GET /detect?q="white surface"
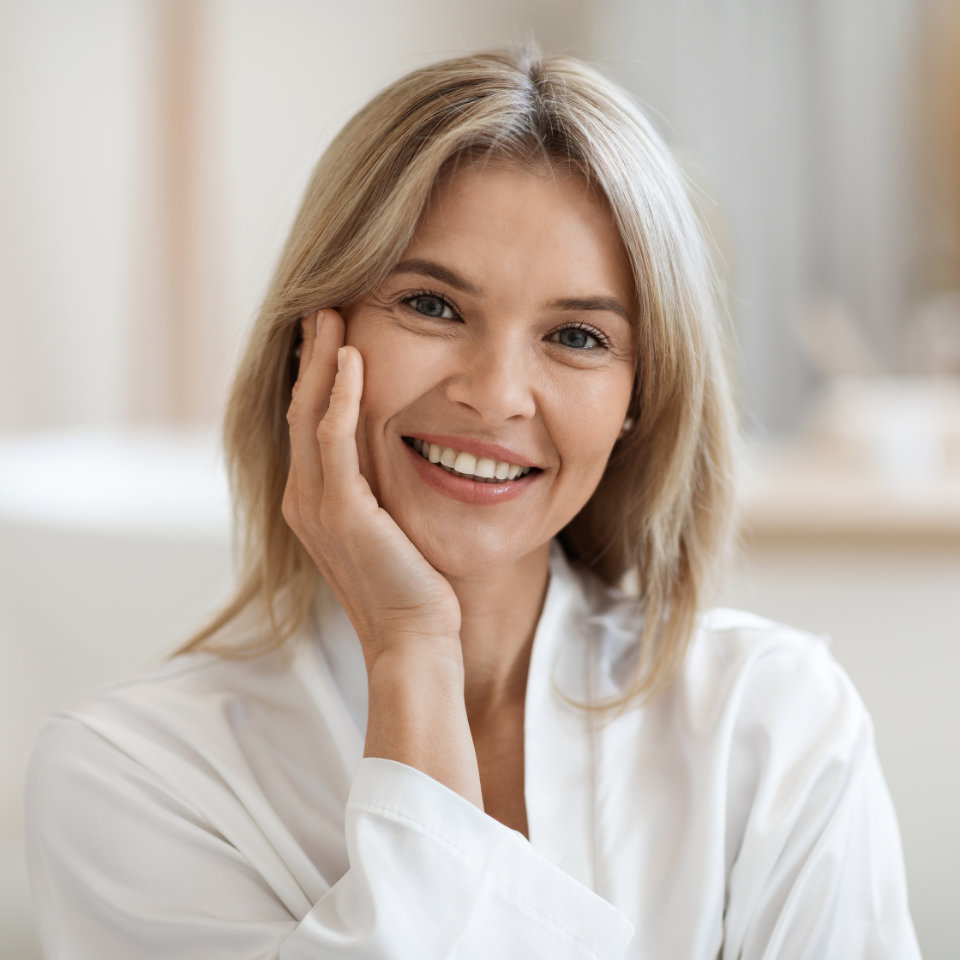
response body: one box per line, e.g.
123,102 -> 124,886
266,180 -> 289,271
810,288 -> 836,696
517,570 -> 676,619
0,427 -> 232,536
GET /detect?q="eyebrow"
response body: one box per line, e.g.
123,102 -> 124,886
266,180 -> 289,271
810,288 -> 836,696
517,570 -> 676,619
547,296 -> 632,325
392,259 -> 479,295
391,258 -> 633,325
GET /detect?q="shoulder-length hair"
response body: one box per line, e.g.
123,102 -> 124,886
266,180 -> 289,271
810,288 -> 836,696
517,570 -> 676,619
180,45 -> 739,705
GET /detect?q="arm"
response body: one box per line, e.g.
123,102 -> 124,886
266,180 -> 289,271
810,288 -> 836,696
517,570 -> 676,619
282,309 -> 482,807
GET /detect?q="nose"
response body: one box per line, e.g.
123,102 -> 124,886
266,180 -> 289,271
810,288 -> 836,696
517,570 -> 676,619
443,339 -> 537,424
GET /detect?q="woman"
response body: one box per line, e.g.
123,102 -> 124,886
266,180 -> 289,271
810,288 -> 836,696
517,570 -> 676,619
25,47 -> 920,958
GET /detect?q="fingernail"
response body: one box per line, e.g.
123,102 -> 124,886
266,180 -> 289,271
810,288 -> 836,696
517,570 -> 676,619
337,347 -> 345,372
316,310 -> 325,336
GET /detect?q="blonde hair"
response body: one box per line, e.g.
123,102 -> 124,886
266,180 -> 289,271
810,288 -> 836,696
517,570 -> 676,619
180,46 -> 739,704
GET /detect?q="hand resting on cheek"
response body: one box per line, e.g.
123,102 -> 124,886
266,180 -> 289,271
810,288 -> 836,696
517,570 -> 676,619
282,308 -> 483,807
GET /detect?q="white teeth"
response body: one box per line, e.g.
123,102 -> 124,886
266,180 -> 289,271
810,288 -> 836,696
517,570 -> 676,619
453,451 -> 477,475
408,438 -> 533,483
474,457 -> 496,479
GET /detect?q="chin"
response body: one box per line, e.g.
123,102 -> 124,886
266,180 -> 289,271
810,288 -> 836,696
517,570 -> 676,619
415,535 -> 501,581
410,525 -> 544,583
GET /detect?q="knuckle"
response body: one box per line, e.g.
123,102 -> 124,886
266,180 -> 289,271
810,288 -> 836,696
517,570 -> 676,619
280,487 -> 298,526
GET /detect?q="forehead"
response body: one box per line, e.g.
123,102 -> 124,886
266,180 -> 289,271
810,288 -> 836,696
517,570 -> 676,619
420,158 -> 609,235
406,161 -> 636,314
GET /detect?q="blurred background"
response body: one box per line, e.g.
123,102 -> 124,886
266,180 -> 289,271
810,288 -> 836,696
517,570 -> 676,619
1,1 -> 958,956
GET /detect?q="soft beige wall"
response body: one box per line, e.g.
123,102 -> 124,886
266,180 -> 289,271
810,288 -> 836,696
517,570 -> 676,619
0,0 -> 589,433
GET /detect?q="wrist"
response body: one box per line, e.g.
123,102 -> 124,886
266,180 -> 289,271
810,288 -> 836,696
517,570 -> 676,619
363,637 -> 481,807
365,636 -> 465,694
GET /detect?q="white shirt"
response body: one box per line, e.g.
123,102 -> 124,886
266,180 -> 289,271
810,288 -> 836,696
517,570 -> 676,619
24,544 -> 920,959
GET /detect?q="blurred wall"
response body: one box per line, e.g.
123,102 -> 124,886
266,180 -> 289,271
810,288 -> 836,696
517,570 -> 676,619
0,0 -> 589,432
2,1 -> 943,437
2,2 -> 956,959
584,0 -> 919,431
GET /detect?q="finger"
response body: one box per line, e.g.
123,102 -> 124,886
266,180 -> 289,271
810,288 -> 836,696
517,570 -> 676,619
288,309 -> 346,485
293,309 -> 341,405
304,309 -> 345,418
316,345 -> 364,502
289,309 -> 344,423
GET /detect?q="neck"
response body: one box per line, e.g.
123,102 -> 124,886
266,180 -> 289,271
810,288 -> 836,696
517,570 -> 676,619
446,542 -> 551,724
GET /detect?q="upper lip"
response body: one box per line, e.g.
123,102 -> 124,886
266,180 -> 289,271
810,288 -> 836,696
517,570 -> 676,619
406,433 -> 541,469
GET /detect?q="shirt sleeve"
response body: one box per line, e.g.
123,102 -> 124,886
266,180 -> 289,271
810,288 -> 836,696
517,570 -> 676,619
284,758 -> 632,959
25,716 -> 633,960
720,637 -> 921,960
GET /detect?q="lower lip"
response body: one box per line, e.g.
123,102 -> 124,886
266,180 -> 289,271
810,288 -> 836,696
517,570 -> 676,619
404,442 -> 540,505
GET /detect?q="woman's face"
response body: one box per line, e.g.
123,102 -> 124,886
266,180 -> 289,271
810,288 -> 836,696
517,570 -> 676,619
342,162 -> 637,580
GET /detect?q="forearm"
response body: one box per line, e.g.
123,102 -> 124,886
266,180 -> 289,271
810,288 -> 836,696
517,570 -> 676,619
363,642 -> 483,809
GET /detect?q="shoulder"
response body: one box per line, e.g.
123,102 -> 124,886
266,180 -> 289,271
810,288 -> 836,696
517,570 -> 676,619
52,603 -> 306,731
676,617 -> 918,956
23,642 -> 293,833
681,608 -> 867,745
576,577 -> 872,776
562,556 -> 862,742
24,605 -> 319,809
669,611 -> 881,879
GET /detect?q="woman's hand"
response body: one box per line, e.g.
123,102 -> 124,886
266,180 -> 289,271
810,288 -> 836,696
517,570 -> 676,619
282,308 -> 462,668
283,309 -> 482,807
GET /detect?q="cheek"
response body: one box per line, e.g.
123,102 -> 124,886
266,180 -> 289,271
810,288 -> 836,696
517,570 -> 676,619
554,375 -> 634,510
348,323 -> 408,418
353,324 -> 455,420
565,373 -> 634,454
351,333 -> 447,476
352,368 -> 398,490
356,340 -> 434,425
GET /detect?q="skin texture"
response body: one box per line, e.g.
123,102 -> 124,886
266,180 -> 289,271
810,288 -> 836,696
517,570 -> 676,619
282,163 -> 637,833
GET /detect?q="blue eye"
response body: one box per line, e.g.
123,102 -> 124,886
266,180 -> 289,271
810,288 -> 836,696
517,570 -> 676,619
406,294 -> 457,320
550,324 -> 608,350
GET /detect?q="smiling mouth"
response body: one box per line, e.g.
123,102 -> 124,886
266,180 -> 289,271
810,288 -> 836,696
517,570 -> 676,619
404,437 -> 538,483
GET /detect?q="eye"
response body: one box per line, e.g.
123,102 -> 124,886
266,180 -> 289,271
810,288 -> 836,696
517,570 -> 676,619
404,292 -> 458,321
548,323 -> 610,350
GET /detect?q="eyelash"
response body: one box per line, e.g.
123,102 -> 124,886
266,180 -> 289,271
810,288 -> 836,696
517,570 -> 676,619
549,320 -> 612,351
401,289 -> 460,321
399,289 -> 612,350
